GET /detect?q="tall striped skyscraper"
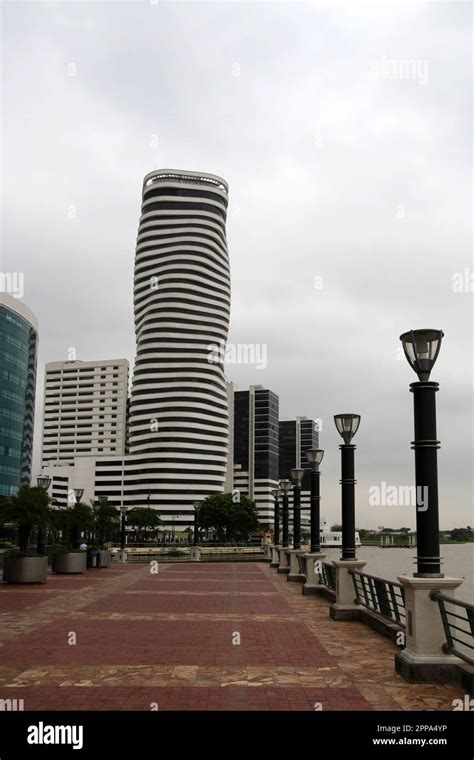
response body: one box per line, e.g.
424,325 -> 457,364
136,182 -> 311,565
127,169 -> 231,525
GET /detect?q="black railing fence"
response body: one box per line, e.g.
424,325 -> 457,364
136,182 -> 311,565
112,546 -> 266,563
319,561 -> 336,591
430,589 -> 474,665
350,570 -> 406,627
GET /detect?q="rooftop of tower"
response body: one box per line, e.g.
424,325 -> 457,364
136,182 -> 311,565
143,168 -> 228,195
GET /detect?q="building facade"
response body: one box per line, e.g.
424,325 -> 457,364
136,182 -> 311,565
40,359 -> 129,468
228,384 -> 280,525
0,293 -> 38,496
126,168 -> 231,526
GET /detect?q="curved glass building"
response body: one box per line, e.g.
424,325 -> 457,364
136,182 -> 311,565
0,293 -> 38,496
127,169 -> 231,523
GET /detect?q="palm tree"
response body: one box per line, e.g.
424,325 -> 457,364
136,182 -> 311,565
92,498 -> 119,546
0,485 -> 50,554
62,502 -> 95,549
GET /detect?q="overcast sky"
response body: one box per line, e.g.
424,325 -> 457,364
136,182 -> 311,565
2,1 -> 472,530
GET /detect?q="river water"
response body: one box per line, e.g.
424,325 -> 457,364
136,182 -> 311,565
321,543 -> 474,602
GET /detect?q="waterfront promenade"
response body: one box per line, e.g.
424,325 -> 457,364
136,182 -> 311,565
0,562 -> 463,711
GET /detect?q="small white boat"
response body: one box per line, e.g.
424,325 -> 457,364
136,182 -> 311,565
319,518 -> 361,548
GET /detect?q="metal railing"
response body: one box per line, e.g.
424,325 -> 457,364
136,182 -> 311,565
350,570 -> 406,627
297,554 -> 307,576
112,546 -> 266,563
200,547 -> 266,562
319,561 -> 336,591
430,589 -> 474,665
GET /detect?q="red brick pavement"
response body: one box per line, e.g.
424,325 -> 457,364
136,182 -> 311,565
0,562 -> 464,711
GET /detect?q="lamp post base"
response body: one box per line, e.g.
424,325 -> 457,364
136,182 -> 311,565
329,559 -> 366,620
287,549 -> 305,582
395,575 -> 463,683
270,545 -> 281,568
277,547 -> 290,574
299,552 -> 327,595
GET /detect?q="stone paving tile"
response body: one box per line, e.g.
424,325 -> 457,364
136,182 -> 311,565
128,580 -> 272,592
0,561 -> 465,711
0,618 -> 335,667
0,591 -> 68,612
82,592 -> 292,615
0,685 -> 371,711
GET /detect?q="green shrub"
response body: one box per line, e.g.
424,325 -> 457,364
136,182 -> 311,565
4,549 -> 46,558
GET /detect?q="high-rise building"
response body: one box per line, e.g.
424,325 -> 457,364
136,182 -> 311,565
40,359 -> 129,468
127,169 -> 231,525
280,416 -> 319,523
0,293 -> 38,496
229,384 -> 280,524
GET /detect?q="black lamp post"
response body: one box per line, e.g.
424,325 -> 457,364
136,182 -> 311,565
334,414 -> 360,561
400,328 -> 444,577
279,480 -> 291,547
193,502 -> 200,546
120,507 -> 128,551
271,488 -> 281,546
71,488 -> 84,549
36,475 -> 51,555
305,449 -> 324,553
290,468 -> 305,550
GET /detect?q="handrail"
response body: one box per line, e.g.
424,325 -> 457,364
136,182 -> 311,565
430,589 -> 474,665
349,569 -> 404,589
350,569 -> 405,627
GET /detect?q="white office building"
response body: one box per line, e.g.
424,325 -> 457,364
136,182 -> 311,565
40,359 -> 129,468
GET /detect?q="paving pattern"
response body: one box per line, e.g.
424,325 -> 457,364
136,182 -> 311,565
0,561 -> 464,711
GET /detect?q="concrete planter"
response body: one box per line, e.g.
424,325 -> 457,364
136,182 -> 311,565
87,549 -> 111,568
52,552 -> 87,574
3,556 -> 48,584
99,550 -> 111,567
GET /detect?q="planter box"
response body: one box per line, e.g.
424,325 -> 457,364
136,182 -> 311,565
3,556 -> 48,584
52,552 -> 87,574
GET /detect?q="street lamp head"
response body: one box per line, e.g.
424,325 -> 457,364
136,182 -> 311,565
279,479 -> 292,495
290,468 -> 305,486
271,488 -> 280,499
73,488 -> 84,503
305,449 -> 324,469
36,475 -> 51,491
334,414 -> 361,445
399,329 -> 444,381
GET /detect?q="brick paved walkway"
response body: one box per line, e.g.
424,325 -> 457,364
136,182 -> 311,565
0,562 -> 463,711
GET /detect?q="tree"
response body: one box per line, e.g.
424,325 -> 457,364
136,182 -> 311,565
92,498 -> 119,546
0,485 -> 50,553
62,502 -> 94,548
330,524 -> 342,532
127,507 -> 161,543
198,493 -> 259,542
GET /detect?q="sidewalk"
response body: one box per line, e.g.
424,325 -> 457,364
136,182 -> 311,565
0,562 -> 463,711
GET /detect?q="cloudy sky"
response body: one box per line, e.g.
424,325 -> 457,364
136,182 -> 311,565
2,0 -> 472,530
